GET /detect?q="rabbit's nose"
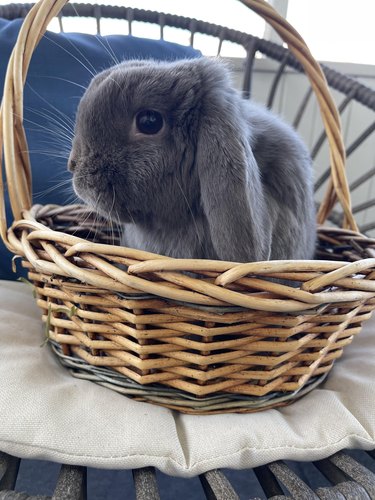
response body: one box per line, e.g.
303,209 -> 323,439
68,159 -> 77,172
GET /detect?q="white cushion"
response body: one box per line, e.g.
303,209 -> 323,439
0,280 -> 374,477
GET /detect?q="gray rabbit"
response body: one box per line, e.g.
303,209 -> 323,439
69,57 -> 316,262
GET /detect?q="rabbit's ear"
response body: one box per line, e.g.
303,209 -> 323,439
196,95 -> 272,263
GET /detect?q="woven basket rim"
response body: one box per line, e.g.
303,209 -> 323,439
10,204 -> 375,312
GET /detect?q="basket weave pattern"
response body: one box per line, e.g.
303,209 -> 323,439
8,204 -> 375,412
1,0 -> 375,414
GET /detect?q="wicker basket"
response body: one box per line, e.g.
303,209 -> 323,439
1,0 -> 375,415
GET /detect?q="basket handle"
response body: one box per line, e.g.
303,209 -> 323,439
0,0 -> 69,249
0,0 -> 358,252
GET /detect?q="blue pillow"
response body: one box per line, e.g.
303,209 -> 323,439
0,19 -> 200,280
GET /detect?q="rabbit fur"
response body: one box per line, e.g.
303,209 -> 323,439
69,57 -> 316,262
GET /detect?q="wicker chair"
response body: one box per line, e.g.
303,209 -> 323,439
0,3 -> 375,499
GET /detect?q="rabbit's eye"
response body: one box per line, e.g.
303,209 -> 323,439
135,110 -> 164,135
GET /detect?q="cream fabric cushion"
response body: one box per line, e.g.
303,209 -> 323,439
0,280 -> 374,477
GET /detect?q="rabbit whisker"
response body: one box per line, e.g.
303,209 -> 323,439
33,178 -> 73,197
95,35 -> 120,66
25,107 -> 74,138
35,75 -> 88,91
25,151 -> 70,160
114,209 -> 124,242
19,115 -> 73,144
26,116 -> 73,144
43,34 -> 97,79
175,178 -> 203,248
25,85 -> 76,129
106,184 -> 118,245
